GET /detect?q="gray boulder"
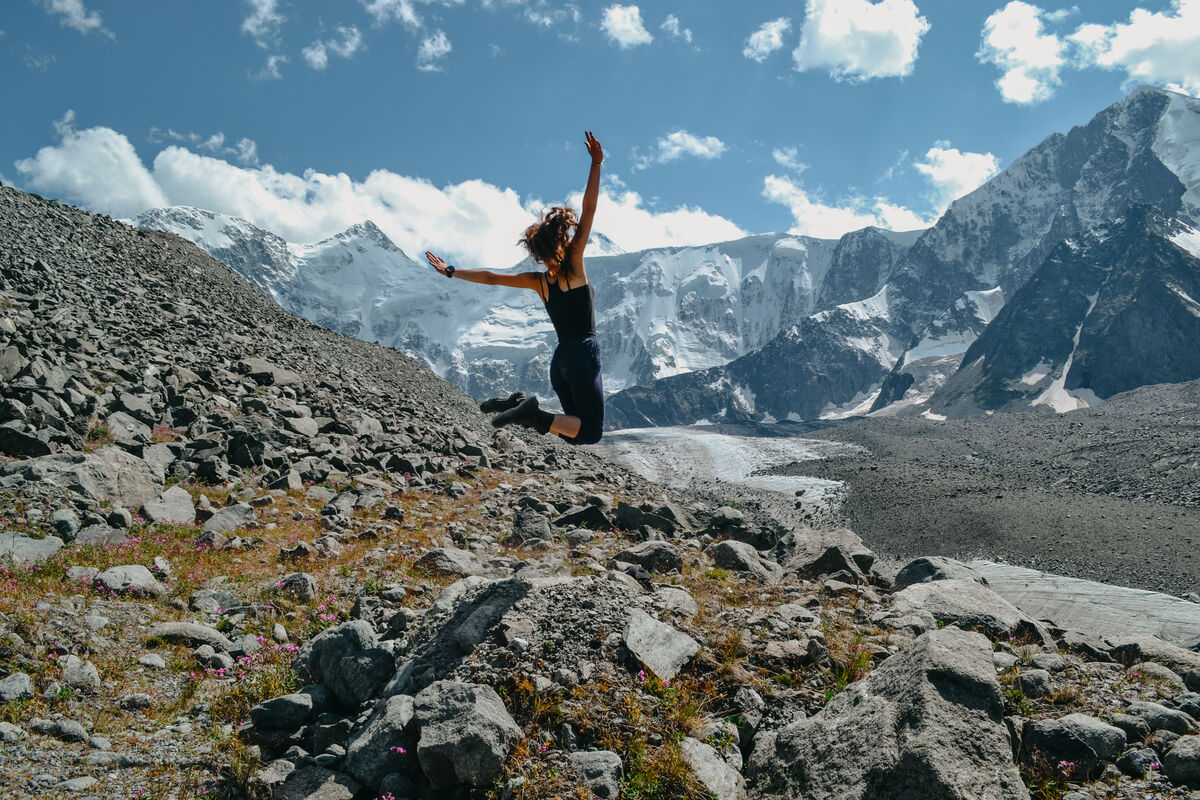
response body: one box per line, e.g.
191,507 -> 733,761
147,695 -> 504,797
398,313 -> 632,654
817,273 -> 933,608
782,527 -> 874,581
1017,669 -> 1053,699
0,673 -> 34,702
202,502 -> 257,534
292,620 -> 394,707
1163,735 -> 1200,787
95,565 -> 165,598
623,609 -> 700,682
1,448 -> 161,508
890,579 -> 1051,644
0,531 -> 63,565
570,750 -> 623,799
273,765 -> 361,800
142,486 -> 196,525
893,556 -> 989,591
710,540 -> 782,583
61,655 -> 100,689
344,694 -> 416,787
248,693 -> 313,731
413,681 -> 523,788
614,541 -> 684,574
747,627 -> 1028,800
147,622 -> 236,651
1123,701 -> 1198,735
509,508 -> 552,545
1021,713 -> 1126,778
681,737 -> 746,800
1109,636 -> 1200,674
414,547 -> 484,577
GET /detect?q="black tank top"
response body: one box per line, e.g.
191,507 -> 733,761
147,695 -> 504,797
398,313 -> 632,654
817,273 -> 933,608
543,272 -> 596,342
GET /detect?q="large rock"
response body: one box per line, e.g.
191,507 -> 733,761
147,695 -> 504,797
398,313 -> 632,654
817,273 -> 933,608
570,750 -> 623,799
681,737 -> 746,800
1108,636 -> 1200,675
414,547 -> 483,578
0,531 -> 63,565
413,681 -> 522,788
509,508 -> 552,545
344,694 -> 416,787
1122,701 -> 1198,735
248,693 -> 313,731
148,622 -> 236,652
782,527 -> 874,581
202,502 -> 257,533
95,565 -> 166,598
623,609 -> 699,682
1021,713 -> 1126,778
273,765 -> 361,800
890,579 -> 1051,644
747,627 -> 1028,800
1,447 -> 161,509
292,620 -> 394,707
615,541 -> 684,574
0,673 -> 34,702
142,486 -> 196,525
893,556 -> 989,591
710,540 -> 783,583
1163,735 -> 1200,787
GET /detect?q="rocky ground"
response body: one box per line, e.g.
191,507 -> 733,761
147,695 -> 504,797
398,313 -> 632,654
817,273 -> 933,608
754,389 -> 1200,598
1,185 -> 1199,800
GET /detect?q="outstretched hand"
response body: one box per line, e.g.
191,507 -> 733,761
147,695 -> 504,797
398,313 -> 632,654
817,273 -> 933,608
425,250 -> 450,276
585,131 -> 602,165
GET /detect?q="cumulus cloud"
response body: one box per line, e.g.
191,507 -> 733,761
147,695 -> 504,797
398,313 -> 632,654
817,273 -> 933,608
11,116 -> 745,267
242,0 -> 284,47
416,30 -> 452,71
303,26 -> 365,70
763,140 -> 1000,237
744,18 -> 791,62
913,143 -> 1000,209
793,0 -> 929,81
660,14 -> 692,43
361,0 -> 422,30
15,112 -> 167,219
763,175 -> 930,237
633,130 -> 727,170
40,0 -> 113,38
772,146 -> 808,173
977,1 -> 1068,104
1069,0 -> 1200,96
601,5 -> 653,49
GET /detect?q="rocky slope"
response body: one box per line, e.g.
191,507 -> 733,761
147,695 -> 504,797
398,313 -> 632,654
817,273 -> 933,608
607,87 -> 1200,427
2,187 -> 1200,800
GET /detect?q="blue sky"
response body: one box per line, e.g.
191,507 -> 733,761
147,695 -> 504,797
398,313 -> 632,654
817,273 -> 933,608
3,0 -> 1199,268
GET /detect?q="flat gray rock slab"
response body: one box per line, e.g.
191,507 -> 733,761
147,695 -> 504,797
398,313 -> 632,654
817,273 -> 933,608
273,765 -> 361,800
95,565 -> 165,598
142,486 -> 196,525
623,608 -> 699,682
747,627 -> 1028,800
0,531 -> 63,565
891,578 -> 1050,644
968,561 -> 1200,650
414,547 -> 484,577
147,622 -> 235,652
202,502 -> 257,533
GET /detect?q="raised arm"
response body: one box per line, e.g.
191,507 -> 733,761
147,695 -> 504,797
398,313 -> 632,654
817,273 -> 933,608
425,251 -> 542,292
568,131 -> 603,259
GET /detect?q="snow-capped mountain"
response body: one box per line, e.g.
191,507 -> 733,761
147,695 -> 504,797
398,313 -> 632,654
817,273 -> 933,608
606,87 -> 1200,427
135,209 -> 918,404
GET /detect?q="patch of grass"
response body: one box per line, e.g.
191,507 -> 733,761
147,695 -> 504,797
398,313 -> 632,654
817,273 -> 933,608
620,735 -> 709,800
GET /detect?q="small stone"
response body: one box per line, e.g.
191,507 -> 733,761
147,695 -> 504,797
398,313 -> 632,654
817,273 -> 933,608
1017,669 -> 1053,699
0,672 -> 34,701
570,750 -> 623,799
62,655 -> 101,689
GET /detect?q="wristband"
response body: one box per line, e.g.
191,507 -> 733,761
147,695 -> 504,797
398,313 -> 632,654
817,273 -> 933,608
446,265 -> 456,278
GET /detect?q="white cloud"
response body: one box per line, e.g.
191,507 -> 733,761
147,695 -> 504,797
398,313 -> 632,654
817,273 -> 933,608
304,26 -> 364,70
1069,0 -> 1200,97
601,5 -> 653,49
24,47 -> 57,71
13,117 -> 747,267
634,130 -> 727,170
793,0 -> 929,81
772,146 -> 808,173
361,0 -> 422,31
763,174 -> 931,237
913,143 -> 1000,210
744,18 -> 791,62
15,112 -> 168,219
148,128 -> 261,166
242,0 -> 284,47
660,14 -> 692,43
40,0 -> 113,38
416,30 -> 452,71
977,1 -> 1067,104
258,53 -> 288,80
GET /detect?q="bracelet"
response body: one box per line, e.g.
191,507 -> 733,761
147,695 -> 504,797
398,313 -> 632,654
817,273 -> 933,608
445,265 -> 456,278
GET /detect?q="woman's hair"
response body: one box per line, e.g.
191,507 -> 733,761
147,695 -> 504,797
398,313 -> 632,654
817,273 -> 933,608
519,206 -> 577,281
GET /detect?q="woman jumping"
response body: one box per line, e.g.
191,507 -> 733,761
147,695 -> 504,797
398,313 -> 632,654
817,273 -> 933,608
424,130 -> 605,445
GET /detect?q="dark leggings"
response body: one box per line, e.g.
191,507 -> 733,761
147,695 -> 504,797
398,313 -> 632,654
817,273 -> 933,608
549,335 -> 604,445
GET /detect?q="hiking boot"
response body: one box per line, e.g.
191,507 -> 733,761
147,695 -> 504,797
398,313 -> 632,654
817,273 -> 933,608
491,396 -> 553,434
480,391 -> 527,413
